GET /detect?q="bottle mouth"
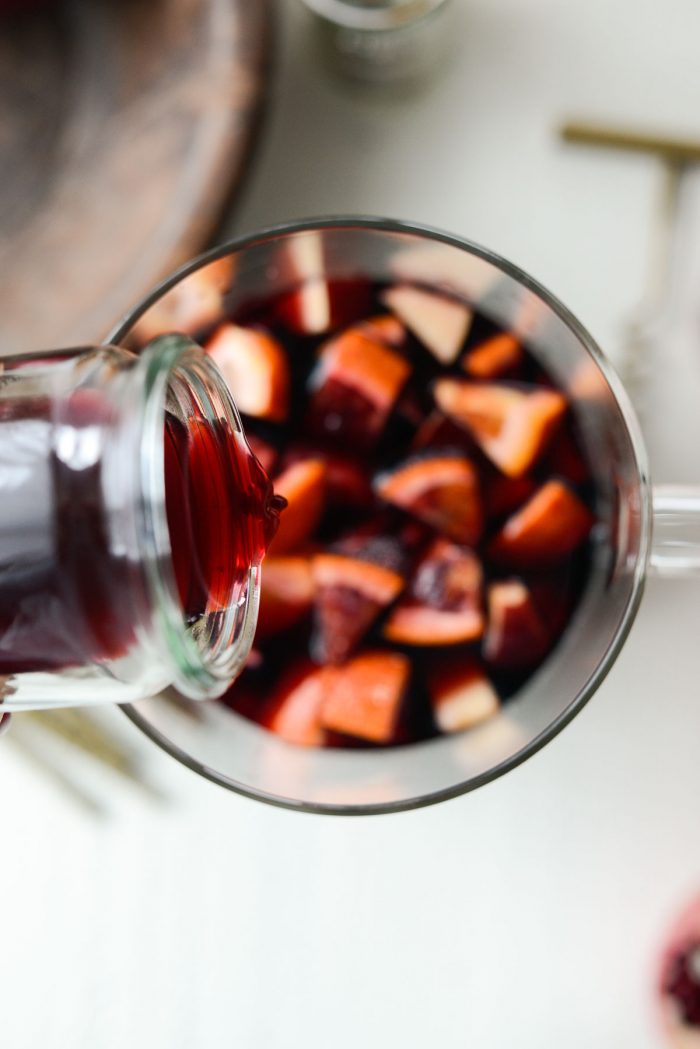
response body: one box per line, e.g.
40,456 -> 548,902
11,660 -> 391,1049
135,335 -> 262,701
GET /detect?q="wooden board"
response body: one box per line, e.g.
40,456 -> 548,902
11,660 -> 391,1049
0,0 -> 272,356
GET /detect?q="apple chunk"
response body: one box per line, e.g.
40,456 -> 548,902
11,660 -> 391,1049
206,323 -> 290,423
428,661 -> 500,733
381,285 -> 473,365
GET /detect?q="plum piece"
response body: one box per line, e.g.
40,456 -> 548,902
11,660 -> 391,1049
265,661 -> 331,747
374,452 -> 482,546
381,285 -> 473,364
462,333 -> 524,379
384,538 -> 484,646
434,379 -> 567,477
320,650 -> 410,744
306,328 -> 411,450
257,557 -> 314,639
489,480 -> 594,567
130,256 -> 234,344
311,554 -> 405,665
659,894 -> 700,1046
483,580 -> 550,669
268,459 -> 327,556
206,323 -> 290,423
427,660 -> 500,733
275,278 -> 373,335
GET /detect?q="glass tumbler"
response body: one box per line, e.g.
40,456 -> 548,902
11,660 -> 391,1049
109,218 -> 700,814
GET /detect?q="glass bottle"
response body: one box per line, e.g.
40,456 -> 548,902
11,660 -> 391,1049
0,335 -> 282,711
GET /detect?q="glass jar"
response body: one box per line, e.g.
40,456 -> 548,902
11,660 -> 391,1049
108,218 -> 700,814
0,335 -> 280,711
300,0 -> 454,85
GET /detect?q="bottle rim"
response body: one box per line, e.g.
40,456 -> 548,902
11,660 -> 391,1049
136,335 -> 260,701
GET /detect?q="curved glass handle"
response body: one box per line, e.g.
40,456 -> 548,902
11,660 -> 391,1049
650,486 -> 700,576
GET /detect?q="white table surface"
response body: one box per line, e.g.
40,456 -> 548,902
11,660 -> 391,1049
3,1 -> 700,1046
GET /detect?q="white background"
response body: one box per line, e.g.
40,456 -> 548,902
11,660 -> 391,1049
3,1 -> 700,1046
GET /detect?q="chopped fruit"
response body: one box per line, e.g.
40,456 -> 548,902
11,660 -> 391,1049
206,323 -> 290,423
381,285 -> 473,364
276,279 -> 373,335
306,329 -> 411,449
659,894 -> 700,1042
257,557 -> 314,639
320,650 -> 410,743
148,270 -> 601,751
247,435 -> 279,476
311,553 -> 404,665
384,539 -> 484,646
489,480 -> 594,567
462,333 -> 523,379
268,460 -> 327,556
281,445 -> 374,510
130,256 -> 234,343
483,580 -> 550,669
375,452 -> 482,545
484,473 -> 537,520
265,662 -> 331,746
332,528 -> 411,576
412,411 -> 476,453
428,660 -> 500,733
356,314 -> 406,348
434,379 -> 567,477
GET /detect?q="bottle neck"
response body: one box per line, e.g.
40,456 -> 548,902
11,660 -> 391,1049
119,334 -> 276,700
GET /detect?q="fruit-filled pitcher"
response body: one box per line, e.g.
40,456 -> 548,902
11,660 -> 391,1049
4,218 -> 700,813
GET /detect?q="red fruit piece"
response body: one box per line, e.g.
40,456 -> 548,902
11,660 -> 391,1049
130,256 -> 233,345
276,278 -> 373,335
311,553 -> 404,665
434,379 -> 567,477
307,329 -> 411,449
381,285 -> 473,364
462,333 -> 524,379
280,444 -> 374,510
320,650 -> 410,744
427,660 -> 500,734
206,323 -> 290,423
489,480 -> 594,567
265,662 -> 331,747
484,473 -> 537,520
483,580 -> 550,669
268,459 -> 327,556
247,435 -> 278,476
356,314 -> 406,348
659,894 -> 700,1042
257,557 -> 314,639
384,539 -> 484,646
375,453 -> 482,546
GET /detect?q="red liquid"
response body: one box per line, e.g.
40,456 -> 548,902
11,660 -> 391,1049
164,412 -> 284,624
0,390 -> 282,676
